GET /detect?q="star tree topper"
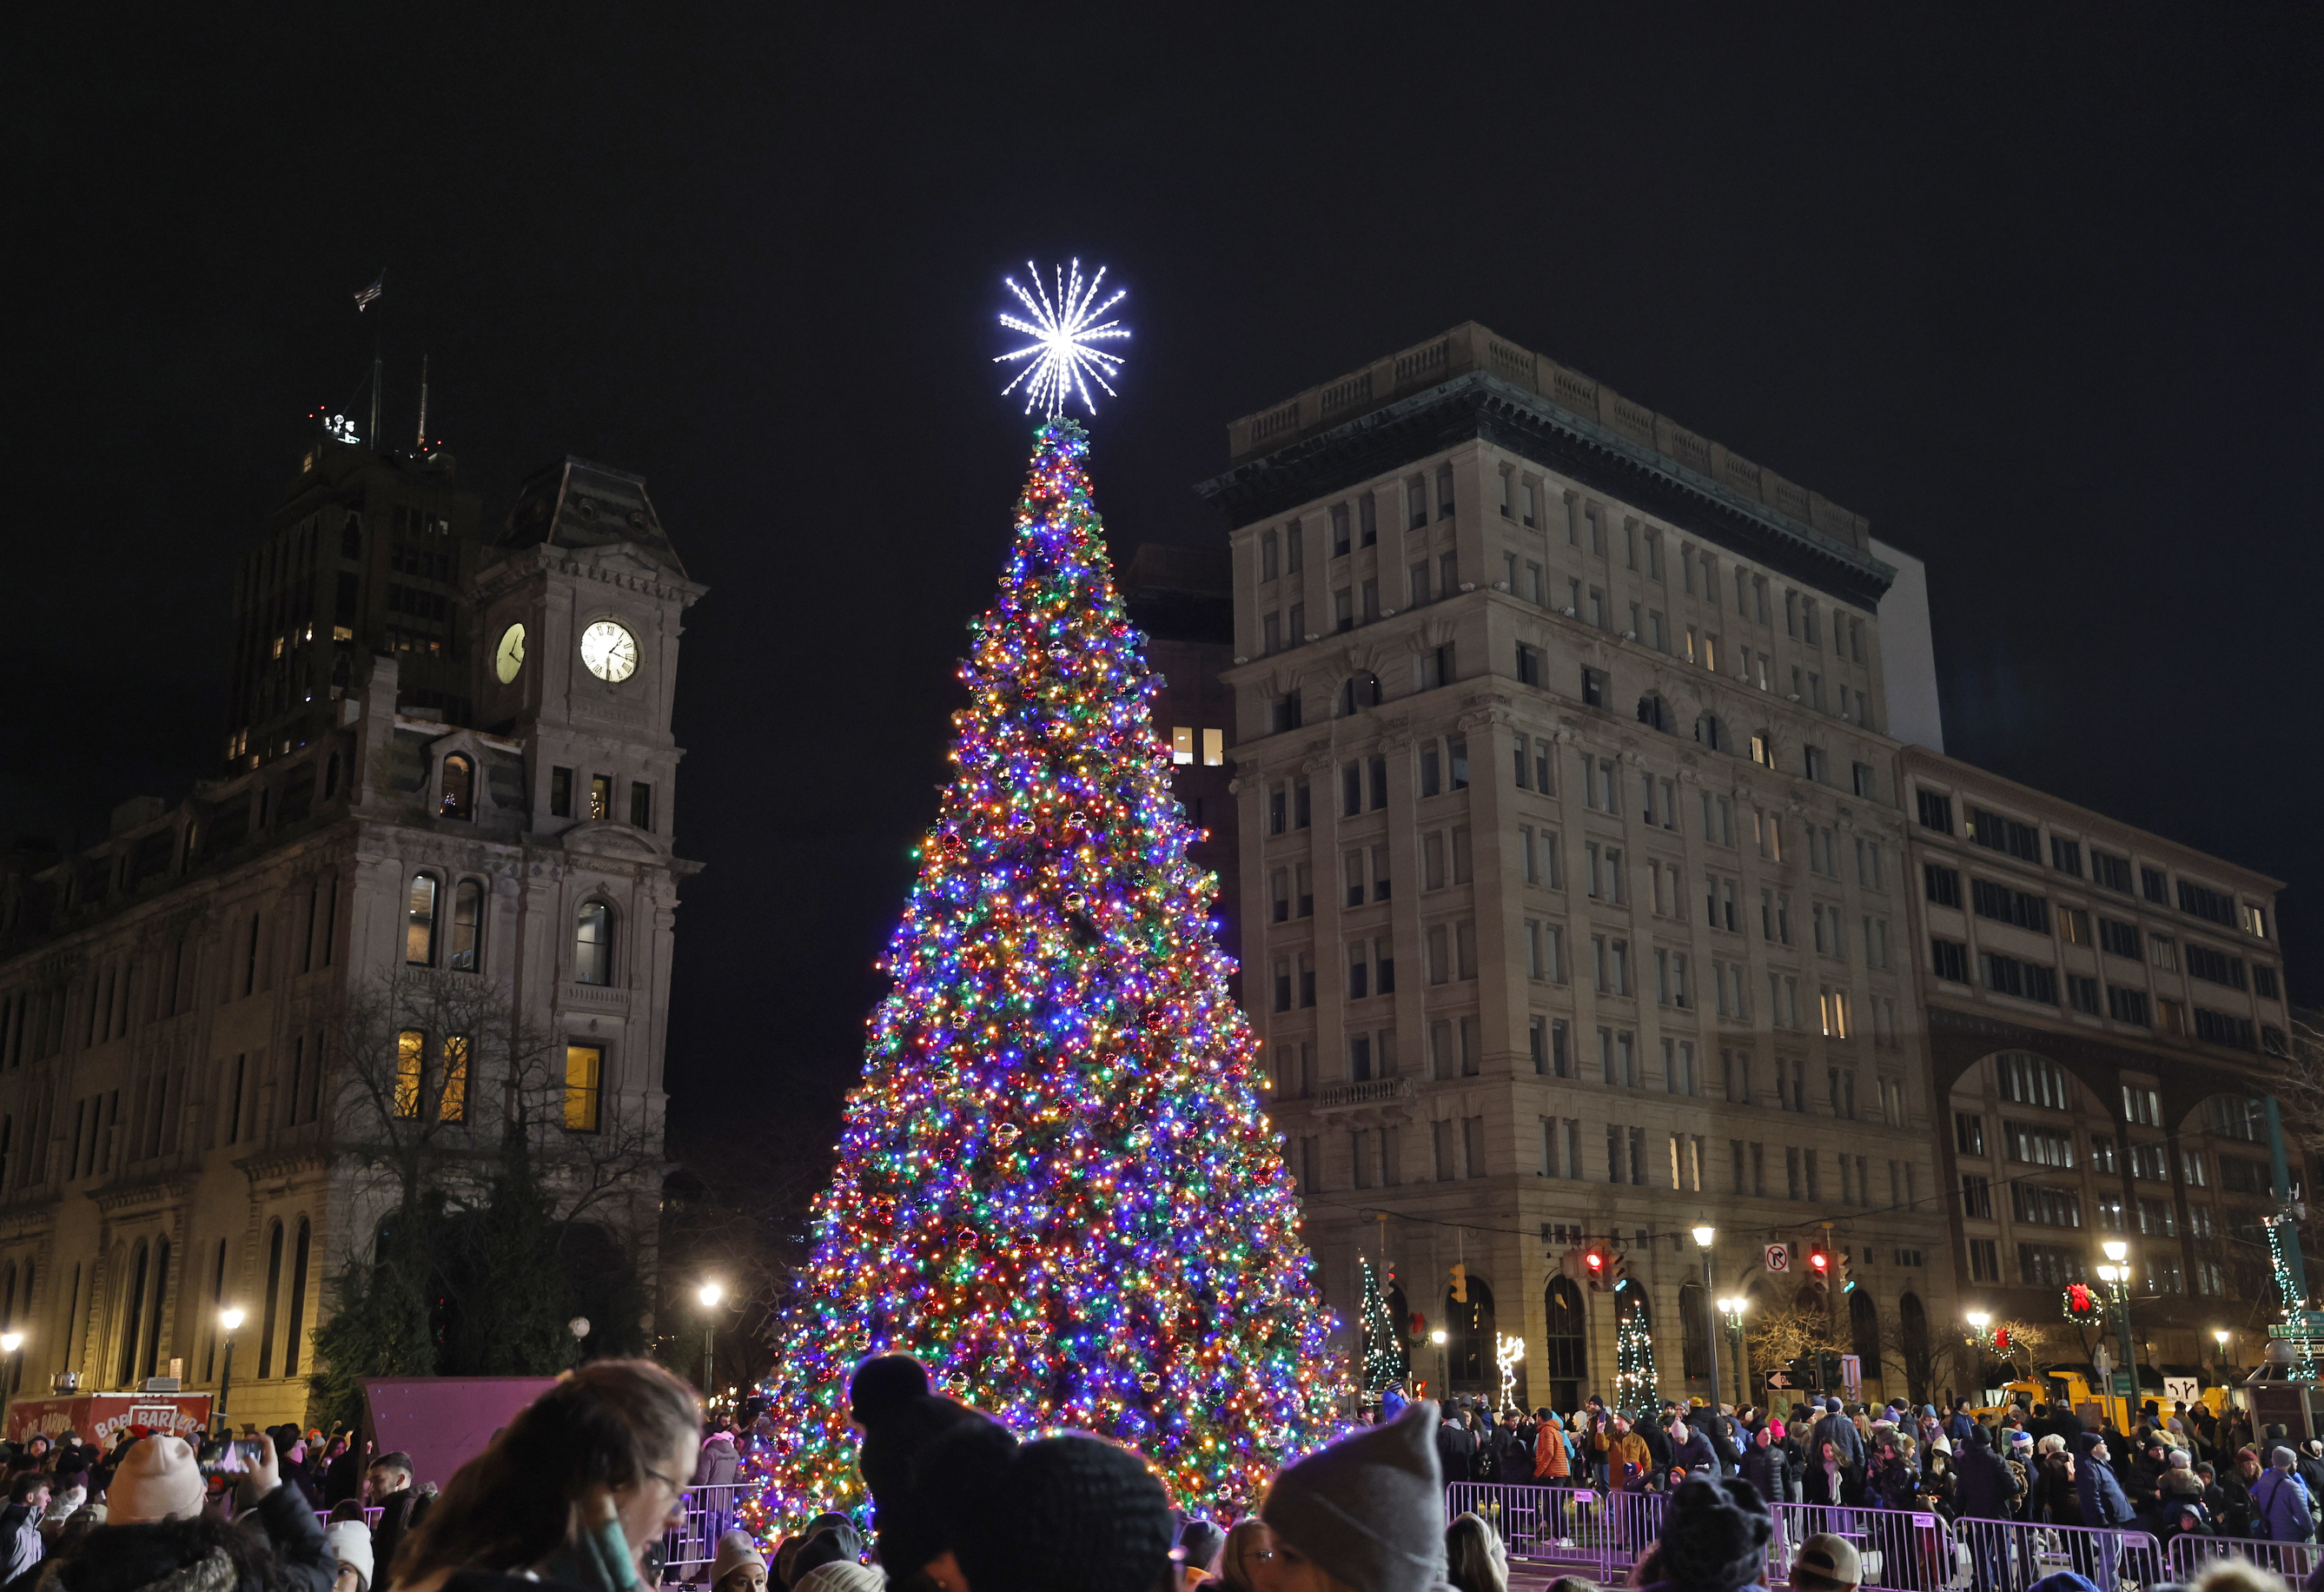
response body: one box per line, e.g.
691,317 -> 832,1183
996,259 -> 1129,416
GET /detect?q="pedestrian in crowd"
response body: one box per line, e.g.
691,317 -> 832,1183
366,1451 -> 432,1587
1435,1408 -> 1475,1493
383,1360 -> 700,1592
1868,1434 -> 1918,1512
1739,1427 -> 1783,1508
1639,1476 -> 1771,1592
1805,1440 -> 1860,1509
1600,1416 -> 1652,1493
1211,1517 -> 1276,1592
2213,1449 -> 2260,1538
327,1519 -> 377,1592
2253,1447 -> 2316,1544
29,1432 -> 333,1592
1175,1521 -> 1227,1592
0,1473 -> 50,1585
1444,1512 -> 1506,1592
2075,1430 -> 2135,1534
1665,1420 -> 1715,1477
707,1530 -> 765,1592
1261,1401 -> 1443,1592
1790,1533 -> 1863,1592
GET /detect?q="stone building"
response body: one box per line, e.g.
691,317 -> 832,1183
1197,323 -> 1957,1410
0,438 -> 702,1429
1902,746 -> 2292,1388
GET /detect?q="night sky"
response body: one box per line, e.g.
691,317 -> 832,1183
9,5 -> 2321,1151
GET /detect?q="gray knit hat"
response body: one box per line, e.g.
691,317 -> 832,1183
1263,1400 -> 1445,1592
1657,1476 -> 1773,1592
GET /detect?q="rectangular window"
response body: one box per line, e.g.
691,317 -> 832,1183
2067,973 -> 2101,1014
1916,790 -> 1953,833
2099,917 -> 2141,958
550,766 -> 573,819
2106,984 -> 2151,1025
1970,878 -> 2050,932
1960,1172 -> 1993,1219
1931,938 -> 1970,984
1980,951 -> 2059,1005
628,781 -> 653,831
563,1043 -> 603,1131
1955,1111 -> 1986,1157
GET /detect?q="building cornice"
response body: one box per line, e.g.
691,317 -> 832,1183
1196,371 -> 1896,610
87,1173 -> 198,1217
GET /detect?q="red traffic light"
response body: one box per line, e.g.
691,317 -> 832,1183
1585,1250 -> 1605,1273
1809,1248 -> 1830,1274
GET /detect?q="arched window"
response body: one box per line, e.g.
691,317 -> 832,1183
1851,1290 -> 1880,1376
440,755 -> 474,820
1445,1277 -> 1496,1395
257,1221 -> 284,1379
142,1238 -> 169,1382
1680,1280 -> 1712,1382
1637,693 -> 1672,733
1339,672 -> 1382,716
574,902 -> 613,986
449,879 -> 484,973
118,1241 -> 149,1386
394,1030 -> 426,1118
1899,1292 -> 1931,1404
406,873 -> 439,965
1749,730 -> 1772,768
1694,713 -> 1724,753
1545,1277 -> 1587,1410
283,1219 -> 311,1377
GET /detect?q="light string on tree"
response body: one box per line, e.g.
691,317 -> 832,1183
733,418 -> 1346,1542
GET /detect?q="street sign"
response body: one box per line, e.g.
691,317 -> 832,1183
1765,1244 -> 1791,1272
2163,1376 -> 2201,1407
2112,1371 -> 2135,1396
1765,1371 -> 1791,1390
1840,1355 -> 1862,1396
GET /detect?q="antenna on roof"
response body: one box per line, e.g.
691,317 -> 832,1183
417,354 -> 429,452
369,350 -> 383,454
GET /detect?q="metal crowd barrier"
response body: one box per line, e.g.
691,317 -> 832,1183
664,1483 -> 749,1576
1950,1516 -> 2164,1592
1769,1502 -> 1957,1592
1445,1482 -> 1665,1576
2168,1533 -> 2324,1585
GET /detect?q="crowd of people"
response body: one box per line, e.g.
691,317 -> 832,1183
0,1363 -> 2316,1592
1418,1387 -> 2324,1551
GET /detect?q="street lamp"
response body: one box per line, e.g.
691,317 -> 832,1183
1718,1297 -> 1751,1404
568,1316 -> 592,1370
1692,1226 -> 1722,1417
2215,1328 -> 2233,1388
216,1309 -> 245,1436
696,1282 -> 724,1402
0,1333 -> 21,1439
1429,1328 -> 1448,1399
2099,1241 -> 2139,1409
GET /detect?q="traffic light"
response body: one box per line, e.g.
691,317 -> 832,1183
1583,1246 -> 1610,1291
1802,1244 -> 1831,1305
1836,1246 -> 1854,1292
1609,1248 -> 1631,1289
1449,1262 -> 1468,1304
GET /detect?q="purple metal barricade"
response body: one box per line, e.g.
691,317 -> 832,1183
1950,1516 -> 2165,1592
1769,1502 -> 1958,1592
2168,1534 -> 2324,1586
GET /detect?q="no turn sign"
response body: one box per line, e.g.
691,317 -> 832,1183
1765,1244 -> 1791,1272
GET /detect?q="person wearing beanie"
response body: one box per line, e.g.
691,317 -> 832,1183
844,1354 -> 991,1578
1641,1476 -> 1771,1592
708,1529 -> 766,1592
871,1403 -> 1017,1589
787,1523 -> 860,1584
31,1432 -> 334,1592
1263,1401 -> 1446,1592
1175,1520 -> 1227,1592
2254,1445 -> 2315,1543
325,1519 -> 375,1592
943,1432 -> 1171,1592
789,1566 -> 881,1592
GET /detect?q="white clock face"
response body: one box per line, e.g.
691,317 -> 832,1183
493,622 -> 527,685
579,620 -> 639,682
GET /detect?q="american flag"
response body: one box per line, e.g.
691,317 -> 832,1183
353,271 -> 384,312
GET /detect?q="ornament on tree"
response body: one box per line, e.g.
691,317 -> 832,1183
738,416 -> 1343,1536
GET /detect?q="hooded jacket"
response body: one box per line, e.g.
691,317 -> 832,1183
2252,1463 -> 2316,1543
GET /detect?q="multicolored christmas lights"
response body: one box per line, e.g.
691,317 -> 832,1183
1615,1296 -> 1658,1410
738,419 -> 1345,1539
1358,1258 -> 1406,1396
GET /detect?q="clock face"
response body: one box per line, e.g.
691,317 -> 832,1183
579,620 -> 639,682
493,622 -> 527,685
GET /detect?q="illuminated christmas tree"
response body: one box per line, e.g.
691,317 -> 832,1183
1359,1259 -> 1407,1396
742,416 -> 1344,1536
1615,1297 -> 1659,1410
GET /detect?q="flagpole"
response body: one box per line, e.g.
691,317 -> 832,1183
369,350 -> 382,453
417,354 -> 429,452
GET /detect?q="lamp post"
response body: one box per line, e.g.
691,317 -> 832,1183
216,1309 -> 244,1438
2100,1240 -> 2139,1408
1429,1328 -> 1448,1399
1692,1225 -> 1722,1416
0,1333 -> 20,1439
1718,1297 -> 1750,1405
568,1316 -> 592,1370
2215,1328 -> 2233,1389
696,1282 -> 723,1402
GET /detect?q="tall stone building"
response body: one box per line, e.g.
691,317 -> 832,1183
1198,324 -> 1957,1410
0,437 -> 702,1428
1901,748 -> 2292,1387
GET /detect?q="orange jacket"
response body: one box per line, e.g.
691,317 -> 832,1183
1534,1428 -> 1570,1479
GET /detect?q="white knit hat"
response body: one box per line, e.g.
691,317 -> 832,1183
325,1521 -> 375,1592
107,1436 -> 205,1524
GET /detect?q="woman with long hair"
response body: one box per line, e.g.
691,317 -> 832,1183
387,1361 -> 702,1592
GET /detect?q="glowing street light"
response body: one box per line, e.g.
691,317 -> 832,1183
697,1282 -> 725,1400
216,1309 -> 246,1437
1692,1226 -> 1723,1415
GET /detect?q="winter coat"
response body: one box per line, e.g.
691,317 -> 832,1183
1639,1421 -> 1672,1475
372,1489 -> 434,1588
1805,1457 -> 1861,1508
1954,1442 -> 2022,1522
1533,1428 -> 1569,1481
2211,1474 -> 2255,1538
20,1483 -> 332,1592
2035,1456 -> 2082,1528
1666,1431 -> 1717,1476
1435,1422 -> 1475,1487
1601,1432 -> 1652,1491
2253,1469 -> 2316,1543
692,1433 -> 738,1489
1869,1456 -> 1919,1511
0,1505 -> 40,1587
2075,1436 -> 2135,1529
1813,1412 -> 1865,1469
1740,1444 -> 1783,1506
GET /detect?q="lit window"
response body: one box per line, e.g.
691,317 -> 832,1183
405,874 -> 438,965
589,775 -> 612,820
1172,726 -> 1194,766
440,755 -> 473,820
1202,728 -> 1223,767
394,1030 -> 425,1118
574,902 -> 613,986
564,1044 -> 603,1132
